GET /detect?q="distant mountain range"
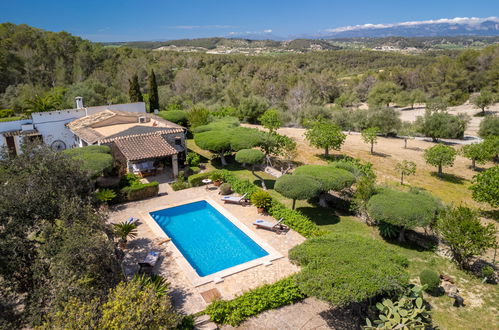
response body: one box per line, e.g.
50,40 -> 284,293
316,17 -> 499,39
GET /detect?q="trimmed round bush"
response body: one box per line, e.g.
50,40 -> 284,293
219,183 -> 232,195
235,149 -> 265,165
293,165 -> 356,191
274,175 -> 321,209
367,189 -> 441,241
192,117 -> 240,133
419,269 -> 440,292
230,127 -> 264,151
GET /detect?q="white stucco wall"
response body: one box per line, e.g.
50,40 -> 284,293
0,119 -> 32,151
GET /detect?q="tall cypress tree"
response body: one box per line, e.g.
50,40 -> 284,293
128,74 -> 143,103
148,69 -> 159,113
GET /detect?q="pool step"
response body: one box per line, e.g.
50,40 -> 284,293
194,315 -> 218,330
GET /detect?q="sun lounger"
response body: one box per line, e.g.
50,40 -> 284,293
138,251 -> 160,275
253,218 -> 287,233
221,192 -> 248,205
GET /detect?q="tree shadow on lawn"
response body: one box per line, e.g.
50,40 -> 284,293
253,178 -> 275,189
296,206 -> 340,226
430,172 -> 466,184
371,151 -> 391,158
318,154 -> 358,163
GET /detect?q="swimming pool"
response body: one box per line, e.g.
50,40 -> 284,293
150,200 -> 269,277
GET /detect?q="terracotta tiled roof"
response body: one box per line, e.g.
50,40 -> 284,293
67,109 -> 185,144
113,134 -> 178,161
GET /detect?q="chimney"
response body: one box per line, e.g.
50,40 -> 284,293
75,96 -> 84,109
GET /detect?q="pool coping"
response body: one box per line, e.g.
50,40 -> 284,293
139,197 -> 283,287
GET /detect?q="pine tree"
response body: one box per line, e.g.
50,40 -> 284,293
128,74 -> 143,103
148,69 -> 159,113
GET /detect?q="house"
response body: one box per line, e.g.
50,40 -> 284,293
0,97 -> 146,155
67,109 -> 186,177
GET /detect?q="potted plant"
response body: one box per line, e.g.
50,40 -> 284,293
251,190 -> 273,214
210,171 -> 224,187
113,221 -> 138,249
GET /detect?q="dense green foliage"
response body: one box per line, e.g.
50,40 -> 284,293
470,166 -> 499,207
424,144 -> 457,176
368,81 -> 401,107
0,144 -> 121,327
419,269 -> 441,292
128,73 -> 143,102
471,90 -> 495,114
235,149 -> 265,166
205,277 -> 305,326
192,116 -> 240,133
289,234 -> 409,306
157,110 -> 188,126
187,172 -> 212,186
95,188 -> 116,203
250,189 -> 273,209
148,69 -> 159,112
121,181 -> 159,201
258,109 -> 282,132
367,189 -> 441,241
62,145 -> 113,177
461,142 -> 493,169
293,165 -> 356,192
478,115 -> 499,138
417,111 -> 467,141
2,24 -> 498,124
437,205 -> 497,269
274,175 -> 321,209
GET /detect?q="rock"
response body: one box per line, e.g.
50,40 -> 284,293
440,273 -> 455,284
441,281 -> 459,297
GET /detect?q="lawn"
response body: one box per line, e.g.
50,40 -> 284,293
188,138 -> 498,329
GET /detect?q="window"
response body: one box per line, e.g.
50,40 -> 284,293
175,138 -> 182,145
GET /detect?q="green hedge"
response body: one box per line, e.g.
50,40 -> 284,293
121,182 -> 159,201
187,172 -> 212,187
205,277 -> 305,326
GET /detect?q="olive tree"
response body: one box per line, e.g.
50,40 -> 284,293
361,127 -> 380,154
274,175 -> 321,210
478,115 -> 499,138
235,149 -> 266,189
470,166 -> 499,208
305,120 -> 346,157
471,90 -> 495,115
418,111 -> 466,142
437,205 -> 497,269
395,160 -> 416,185
367,189 -> 441,242
367,81 -> 401,107
424,144 -> 457,176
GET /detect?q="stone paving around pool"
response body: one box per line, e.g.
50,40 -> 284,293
107,176 -> 305,314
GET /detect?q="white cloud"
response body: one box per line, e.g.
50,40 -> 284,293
171,25 -> 236,30
325,16 -> 499,33
263,29 -> 273,33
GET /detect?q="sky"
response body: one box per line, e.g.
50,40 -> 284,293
0,0 -> 498,42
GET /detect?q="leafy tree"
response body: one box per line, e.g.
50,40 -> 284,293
437,205 -> 497,269
62,145 -> 113,178
229,127 -> 264,151
478,115 -> 499,138
395,160 -> 416,185
418,110 -> 467,142
335,91 -> 359,107
258,109 -> 282,132
237,96 -> 268,123
425,97 -> 448,112
259,132 -> 296,166
304,120 -> 346,157
235,149 -> 266,189
408,89 -> 426,109
194,130 -> 232,166
361,127 -> 380,154
366,107 -> 402,135
148,69 -> 159,112
470,166 -> 499,208
367,189 -> 441,242
368,81 -> 401,107
274,175 -> 321,210
471,90 -> 495,114
289,233 -> 409,306
186,106 -> 210,128
461,142 -> 492,170
424,144 -> 457,176
128,74 -> 143,103
483,135 -> 499,160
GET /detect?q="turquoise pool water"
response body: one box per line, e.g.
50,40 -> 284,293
150,200 -> 269,277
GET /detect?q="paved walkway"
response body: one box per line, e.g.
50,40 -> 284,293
108,176 -> 304,314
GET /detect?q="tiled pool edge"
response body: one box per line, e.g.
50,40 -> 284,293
139,197 -> 283,287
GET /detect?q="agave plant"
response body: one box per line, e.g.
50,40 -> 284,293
113,221 -> 138,246
133,274 -> 169,296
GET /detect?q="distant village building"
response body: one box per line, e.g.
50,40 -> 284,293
0,98 -> 186,177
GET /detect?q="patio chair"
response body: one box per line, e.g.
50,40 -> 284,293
138,251 -> 160,275
221,192 -> 248,205
253,218 -> 287,233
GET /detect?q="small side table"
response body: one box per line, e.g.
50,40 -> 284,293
202,178 -> 212,190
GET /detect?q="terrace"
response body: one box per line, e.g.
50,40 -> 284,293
107,175 -> 304,314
